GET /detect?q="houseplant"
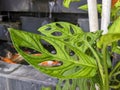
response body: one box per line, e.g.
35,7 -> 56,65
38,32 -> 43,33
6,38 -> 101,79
8,0 -> 120,90
8,19 -> 120,90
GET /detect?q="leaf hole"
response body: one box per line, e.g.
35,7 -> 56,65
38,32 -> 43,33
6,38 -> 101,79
19,47 -> 41,54
45,25 -> 52,31
38,60 -> 63,67
55,23 -> 63,28
85,48 -> 94,57
64,46 -> 80,61
76,41 -> 83,47
70,25 -> 74,34
69,51 -> 75,56
51,31 -> 62,36
40,39 -> 57,54
86,36 -> 91,42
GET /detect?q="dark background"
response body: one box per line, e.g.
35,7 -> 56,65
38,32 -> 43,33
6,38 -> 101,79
0,0 -> 102,13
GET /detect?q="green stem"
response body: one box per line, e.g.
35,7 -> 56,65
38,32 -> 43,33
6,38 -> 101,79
109,61 -> 120,79
86,42 -> 104,88
102,45 -> 109,90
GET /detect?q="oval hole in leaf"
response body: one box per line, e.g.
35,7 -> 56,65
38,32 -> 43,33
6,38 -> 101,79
86,36 -> 91,42
70,25 -> 74,34
64,46 -> 80,61
40,39 -> 57,54
19,46 -> 41,55
69,51 -> 80,61
69,51 -> 75,56
45,25 -> 52,31
76,41 -> 83,47
38,60 -> 63,67
45,27 -> 52,31
85,48 -> 93,56
56,23 -> 63,28
51,31 -> 62,36
19,47 -> 42,59
64,46 -> 73,56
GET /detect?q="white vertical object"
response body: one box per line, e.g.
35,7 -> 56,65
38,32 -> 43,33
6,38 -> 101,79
101,0 -> 111,34
87,0 -> 99,32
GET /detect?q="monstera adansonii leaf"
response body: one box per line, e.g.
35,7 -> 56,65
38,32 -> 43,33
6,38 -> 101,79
9,22 -> 99,79
98,16 -> 120,54
107,16 -> 120,54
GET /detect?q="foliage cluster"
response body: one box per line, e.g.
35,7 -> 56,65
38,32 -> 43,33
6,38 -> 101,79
8,0 -> 120,90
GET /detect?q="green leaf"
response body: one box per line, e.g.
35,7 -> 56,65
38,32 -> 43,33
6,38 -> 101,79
56,78 -> 94,90
108,16 -> 120,33
111,7 -> 120,20
56,79 -> 63,90
97,34 -> 120,48
106,16 -> 120,54
9,22 -> 98,79
63,0 -> 80,8
109,62 -> 120,89
62,80 -> 71,90
115,1 -> 120,7
97,33 -> 120,68
106,50 -> 112,68
41,86 -> 51,90
38,22 -> 84,39
70,79 -> 78,90
78,4 -> 88,11
78,4 -> 102,13
111,0 -> 120,20
97,33 -> 120,63
77,78 -> 89,90
112,42 -> 120,54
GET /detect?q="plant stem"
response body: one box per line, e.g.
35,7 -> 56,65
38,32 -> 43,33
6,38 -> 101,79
109,61 -> 120,79
86,42 -> 104,88
102,45 -> 109,90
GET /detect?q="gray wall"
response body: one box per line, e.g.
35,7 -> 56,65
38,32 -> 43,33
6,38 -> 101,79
0,0 -> 101,13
